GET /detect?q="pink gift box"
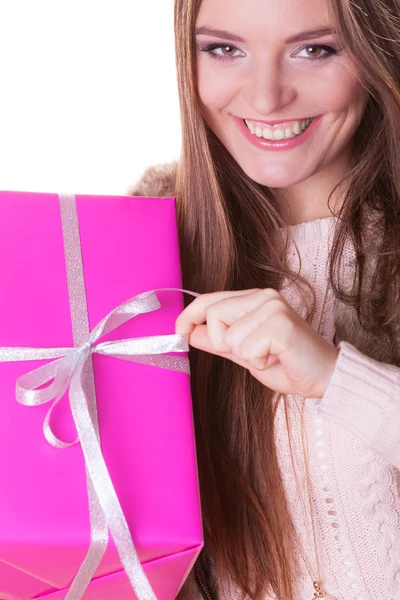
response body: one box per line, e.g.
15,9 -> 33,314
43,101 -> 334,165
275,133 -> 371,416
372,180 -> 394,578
0,191 -> 203,599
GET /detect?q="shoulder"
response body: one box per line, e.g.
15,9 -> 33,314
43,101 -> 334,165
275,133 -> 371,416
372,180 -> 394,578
128,160 -> 179,198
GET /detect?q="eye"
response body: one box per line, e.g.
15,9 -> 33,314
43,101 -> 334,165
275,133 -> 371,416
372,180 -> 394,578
198,43 -> 244,62
216,45 -> 237,57
293,44 -> 339,61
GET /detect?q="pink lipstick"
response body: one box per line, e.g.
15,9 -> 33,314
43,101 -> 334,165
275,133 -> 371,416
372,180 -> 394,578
230,114 -> 323,151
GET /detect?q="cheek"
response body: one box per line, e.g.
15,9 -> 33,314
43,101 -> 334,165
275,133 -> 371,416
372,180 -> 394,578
331,79 -> 365,114
197,58 -> 236,110
307,67 -> 366,115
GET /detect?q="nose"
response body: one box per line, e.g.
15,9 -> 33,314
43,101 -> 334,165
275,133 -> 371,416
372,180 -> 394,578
243,58 -> 296,117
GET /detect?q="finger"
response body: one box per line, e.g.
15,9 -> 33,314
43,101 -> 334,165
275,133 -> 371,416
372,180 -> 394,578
265,354 -> 280,368
220,293 -> 286,356
189,325 -> 282,386
175,288 -> 261,335
188,324 -> 249,369
248,354 -> 280,371
205,289 -> 280,352
236,315 -> 293,371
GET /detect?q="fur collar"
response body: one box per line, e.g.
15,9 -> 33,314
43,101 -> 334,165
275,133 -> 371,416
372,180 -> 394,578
129,162 -> 178,199
130,162 -> 396,366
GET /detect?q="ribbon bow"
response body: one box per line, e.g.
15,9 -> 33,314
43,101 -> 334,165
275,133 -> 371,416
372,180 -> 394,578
0,192 -> 199,600
14,289 -> 191,449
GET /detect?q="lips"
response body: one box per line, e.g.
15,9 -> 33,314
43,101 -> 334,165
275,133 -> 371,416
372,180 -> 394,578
229,113 -> 323,151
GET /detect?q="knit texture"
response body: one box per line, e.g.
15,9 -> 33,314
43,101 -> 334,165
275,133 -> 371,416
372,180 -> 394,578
251,215 -> 400,600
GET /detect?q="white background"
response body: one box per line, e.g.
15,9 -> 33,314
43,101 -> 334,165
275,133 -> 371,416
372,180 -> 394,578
0,1 -> 181,195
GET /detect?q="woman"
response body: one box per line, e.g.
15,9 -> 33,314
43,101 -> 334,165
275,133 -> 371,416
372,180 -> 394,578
131,0 -> 400,598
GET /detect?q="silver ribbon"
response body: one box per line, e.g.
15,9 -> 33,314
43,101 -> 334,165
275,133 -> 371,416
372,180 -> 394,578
0,193 -> 199,600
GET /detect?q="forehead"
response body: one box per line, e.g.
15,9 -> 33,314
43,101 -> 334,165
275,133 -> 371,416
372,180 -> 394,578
196,0 -> 335,38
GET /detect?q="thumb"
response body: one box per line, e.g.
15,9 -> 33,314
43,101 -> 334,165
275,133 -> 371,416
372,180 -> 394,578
188,325 -> 249,368
188,324 -> 213,352
189,326 -> 280,371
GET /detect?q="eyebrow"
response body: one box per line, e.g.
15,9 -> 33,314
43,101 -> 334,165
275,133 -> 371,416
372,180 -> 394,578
195,26 -> 336,44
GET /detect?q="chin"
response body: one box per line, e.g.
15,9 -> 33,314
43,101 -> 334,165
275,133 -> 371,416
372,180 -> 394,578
241,165 -> 306,189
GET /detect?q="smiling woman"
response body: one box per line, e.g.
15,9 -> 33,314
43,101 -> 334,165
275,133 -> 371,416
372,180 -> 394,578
130,0 -> 400,598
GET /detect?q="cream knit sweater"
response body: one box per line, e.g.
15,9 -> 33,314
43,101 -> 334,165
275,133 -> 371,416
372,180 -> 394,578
244,215 -> 400,600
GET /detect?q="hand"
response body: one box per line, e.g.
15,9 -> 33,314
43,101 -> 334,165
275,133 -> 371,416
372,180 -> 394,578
175,288 -> 339,398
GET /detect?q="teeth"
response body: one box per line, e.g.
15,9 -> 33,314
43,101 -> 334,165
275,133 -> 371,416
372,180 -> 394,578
293,122 -> 301,135
262,128 -> 274,140
273,129 -> 285,140
245,118 -> 313,140
285,127 -> 295,139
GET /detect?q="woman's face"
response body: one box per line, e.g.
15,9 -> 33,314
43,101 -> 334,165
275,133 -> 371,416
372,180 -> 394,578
195,0 -> 367,190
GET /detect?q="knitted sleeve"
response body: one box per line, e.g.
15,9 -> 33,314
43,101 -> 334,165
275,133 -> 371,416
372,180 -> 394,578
315,340 -> 400,470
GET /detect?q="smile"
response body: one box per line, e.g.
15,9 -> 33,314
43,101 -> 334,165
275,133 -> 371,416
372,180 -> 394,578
230,114 -> 323,151
244,118 -> 314,140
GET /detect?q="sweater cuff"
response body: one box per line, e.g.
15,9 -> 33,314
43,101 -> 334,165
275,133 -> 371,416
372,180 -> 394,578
316,340 -> 399,447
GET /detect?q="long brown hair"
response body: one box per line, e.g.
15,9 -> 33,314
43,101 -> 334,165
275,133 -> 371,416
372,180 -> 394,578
173,0 -> 400,598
